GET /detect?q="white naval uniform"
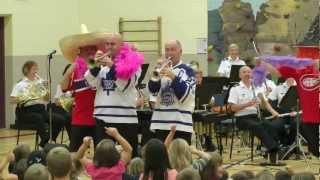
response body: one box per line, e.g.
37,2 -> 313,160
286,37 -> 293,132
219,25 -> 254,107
228,81 -> 262,117
148,61 -> 196,133
217,57 -> 246,77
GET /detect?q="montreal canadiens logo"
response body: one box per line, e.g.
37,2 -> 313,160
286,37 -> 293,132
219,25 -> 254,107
300,74 -> 319,91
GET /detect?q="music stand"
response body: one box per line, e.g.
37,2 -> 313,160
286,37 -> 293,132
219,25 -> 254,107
195,77 -> 229,110
279,86 -> 298,110
279,86 -> 309,165
229,65 -> 244,83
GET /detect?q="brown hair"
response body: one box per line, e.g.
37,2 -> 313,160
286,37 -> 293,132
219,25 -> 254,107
24,163 -> 49,180
93,139 -> 120,167
22,61 -> 37,76
13,144 -> 31,162
46,147 -> 72,178
177,167 -> 201,180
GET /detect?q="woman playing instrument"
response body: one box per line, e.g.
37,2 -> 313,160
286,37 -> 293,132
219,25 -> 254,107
10,61 -> 60,147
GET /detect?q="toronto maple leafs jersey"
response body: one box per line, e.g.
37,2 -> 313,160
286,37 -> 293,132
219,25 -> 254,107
148,61 -> 196,133
85,65 -> 141,124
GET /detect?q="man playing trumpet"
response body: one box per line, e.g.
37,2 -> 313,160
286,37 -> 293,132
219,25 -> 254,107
85,33 -> 144,156
148,40 -> 196,144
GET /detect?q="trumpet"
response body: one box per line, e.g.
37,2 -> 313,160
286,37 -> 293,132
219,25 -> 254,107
88,50 -> 111,68
17,74 -> 48,105
151,57 -> 172,81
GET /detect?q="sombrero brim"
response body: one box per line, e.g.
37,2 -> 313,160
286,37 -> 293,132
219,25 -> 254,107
59,32 -> 110,62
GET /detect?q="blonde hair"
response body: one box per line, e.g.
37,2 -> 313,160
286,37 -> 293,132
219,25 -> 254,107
168,138 -> 192,172
127,157 -> 144,176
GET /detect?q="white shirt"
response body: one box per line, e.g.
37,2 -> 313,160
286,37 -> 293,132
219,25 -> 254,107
268,82 -> 293,106
217,57 -> 246,77
256,79 -> 277,96
11,78 -> 47,106
54,84 -> 73,100
228,81 -> 261,117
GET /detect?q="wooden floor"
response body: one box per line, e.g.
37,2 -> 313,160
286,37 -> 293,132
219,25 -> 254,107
0,128 -> 319,178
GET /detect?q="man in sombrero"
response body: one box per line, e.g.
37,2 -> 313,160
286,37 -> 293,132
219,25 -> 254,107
59,24 -> 110,151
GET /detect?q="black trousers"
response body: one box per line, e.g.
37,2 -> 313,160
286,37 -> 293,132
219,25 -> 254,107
154,129 -> 192,145
95,119 -> 139,157
236,114 -> 278,152
69,125 -> 96,152
267,117 -> 296,146
50,104 -> 71,141
301,123 -> 319,157
19,104 -> 50,147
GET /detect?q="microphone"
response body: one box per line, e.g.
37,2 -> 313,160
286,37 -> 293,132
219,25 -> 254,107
48,50 -> 57,59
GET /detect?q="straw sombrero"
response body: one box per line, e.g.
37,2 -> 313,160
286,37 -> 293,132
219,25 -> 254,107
59,24 -> 110,62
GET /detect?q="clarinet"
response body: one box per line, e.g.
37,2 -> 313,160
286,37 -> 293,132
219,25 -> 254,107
251,81 -> 262,121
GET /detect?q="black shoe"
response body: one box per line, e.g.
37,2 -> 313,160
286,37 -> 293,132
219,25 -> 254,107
260,151 -> 286,166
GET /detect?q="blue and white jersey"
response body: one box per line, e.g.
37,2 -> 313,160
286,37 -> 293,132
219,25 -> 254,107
85,65 -> 141,124
148,61 -> 196,133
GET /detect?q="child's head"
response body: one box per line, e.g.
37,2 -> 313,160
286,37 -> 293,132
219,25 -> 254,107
93,139 -> 120,167
256,170 -> 274,180
292,172 -> 315,180
127,157 -> 144,177
143,139 -> 171,179
231,171 -> 252,180
13,144 -> 31,163
168,138 -> 192,172
275,170 -> 292,180
176,167 -> 201,180
24,163 -> 49,180
46,147 -> 72,178
201,153 -> 223,180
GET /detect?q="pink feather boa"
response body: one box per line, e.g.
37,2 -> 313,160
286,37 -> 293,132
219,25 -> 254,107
115,43 -> 144,80
74,57 -> 88,79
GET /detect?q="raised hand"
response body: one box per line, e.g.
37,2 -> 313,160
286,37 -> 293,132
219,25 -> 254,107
105,127 -> 119,138
83,136 -> 92,147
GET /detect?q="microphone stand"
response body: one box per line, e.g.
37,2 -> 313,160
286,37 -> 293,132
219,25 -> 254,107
47,53 -> 54,143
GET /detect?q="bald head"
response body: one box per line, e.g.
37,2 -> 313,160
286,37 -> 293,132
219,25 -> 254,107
165,39 -> 183,65
239,66 -> 252,81
105,32 -> 123,56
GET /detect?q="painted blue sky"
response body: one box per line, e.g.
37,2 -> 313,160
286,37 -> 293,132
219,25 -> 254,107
208,0 -> 266,15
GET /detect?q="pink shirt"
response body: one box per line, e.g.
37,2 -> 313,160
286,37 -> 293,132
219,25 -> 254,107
139,169 -> 177,180
85,160 -> 125,180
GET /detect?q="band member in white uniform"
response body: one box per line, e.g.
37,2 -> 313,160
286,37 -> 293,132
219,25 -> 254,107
148,40 -> 196,144
217,43 -> 246,77
228,66 -> 281,163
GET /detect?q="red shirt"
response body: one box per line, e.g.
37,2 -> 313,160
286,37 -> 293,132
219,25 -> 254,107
85,160 -> 125,180
279,66 -> 319,124
69,57 -> 96,126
